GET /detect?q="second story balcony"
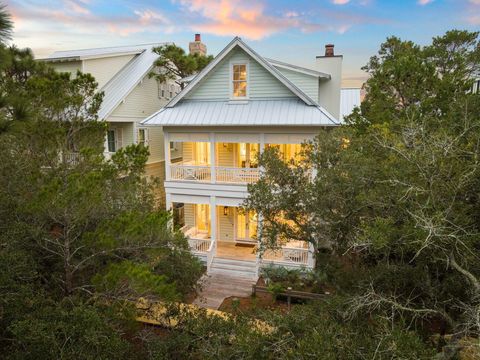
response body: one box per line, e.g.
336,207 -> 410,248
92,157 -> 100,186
167,141 -> 265,185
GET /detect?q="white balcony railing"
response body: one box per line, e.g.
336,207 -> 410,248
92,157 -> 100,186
262,241 -> 310,266
171,165 -> 211,182
169,165 -> 260,184
216,167 -> 260,183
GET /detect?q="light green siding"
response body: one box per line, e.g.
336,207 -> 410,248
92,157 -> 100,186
275,67 -> 319,102
186,47 -> 295,100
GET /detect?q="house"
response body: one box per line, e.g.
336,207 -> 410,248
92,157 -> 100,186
142,37 -> 360,279
39,40 -> 203,204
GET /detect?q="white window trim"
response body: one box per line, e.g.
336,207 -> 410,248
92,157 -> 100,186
137,127 -> 149,146
229,60 -> 249,100
107,128 -> 123,153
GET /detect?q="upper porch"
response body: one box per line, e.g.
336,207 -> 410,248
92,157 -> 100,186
164,127 -> 317,186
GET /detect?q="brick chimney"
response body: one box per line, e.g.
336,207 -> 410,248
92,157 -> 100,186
325,44 -> 335,57
189,33 -> 207,56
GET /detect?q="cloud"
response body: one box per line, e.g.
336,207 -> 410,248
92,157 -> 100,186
9,1 -> 175,38
417,0 -> 434,5
175,0 -> 381,39
64,0 -> 90,15
332,0 -> 351,4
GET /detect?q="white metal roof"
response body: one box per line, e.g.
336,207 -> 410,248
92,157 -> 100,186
98,47 -> 162,120
167,37 -> 319,108
41,43 -> 165,62
340,88 -> 361,122
142,99 -> 338,127
265,58 -> 330,79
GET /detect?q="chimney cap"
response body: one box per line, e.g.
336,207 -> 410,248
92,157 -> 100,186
325,44 -> 335,57
195,33 -> 201,42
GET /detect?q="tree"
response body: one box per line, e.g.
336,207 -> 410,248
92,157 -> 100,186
150,44 -> 213,89
0,3 -> 12,45
245,30 -> 480,346
0,8 -> 204,355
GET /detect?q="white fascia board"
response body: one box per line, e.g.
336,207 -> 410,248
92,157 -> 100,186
266,58 -> 331,79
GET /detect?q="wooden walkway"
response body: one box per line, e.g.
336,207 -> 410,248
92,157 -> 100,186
193,273 -> 255,309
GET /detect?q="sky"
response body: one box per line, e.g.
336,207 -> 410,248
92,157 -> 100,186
6,0 -> 480,87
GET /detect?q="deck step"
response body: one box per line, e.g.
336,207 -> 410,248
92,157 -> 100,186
208,257 -> 258,280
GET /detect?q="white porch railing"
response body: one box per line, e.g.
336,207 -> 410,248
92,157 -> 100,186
261,241 -> 311,267
216,167 -> 260,183
183,226 -> 211,253
171,165 -> 211,182
61,152 -> 82,166
169,165 -> 260,184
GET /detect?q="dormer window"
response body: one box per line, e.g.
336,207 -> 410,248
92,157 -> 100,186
232,63 -> 248,98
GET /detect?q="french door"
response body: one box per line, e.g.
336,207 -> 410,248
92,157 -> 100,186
236,210 -> 257,241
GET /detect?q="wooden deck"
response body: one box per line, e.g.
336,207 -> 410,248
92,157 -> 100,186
193,273 -> 255,309
216,241 -> 257,261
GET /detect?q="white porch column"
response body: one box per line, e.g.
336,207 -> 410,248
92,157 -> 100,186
209,132 -> 216,184
210,196 -> 217,251
165,193 -> 173,230
259,133 -> 265,154
164,131 -> 171,181
307,242 -> 315,268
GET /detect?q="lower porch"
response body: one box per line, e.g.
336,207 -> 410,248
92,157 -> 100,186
172,200 -> 314,274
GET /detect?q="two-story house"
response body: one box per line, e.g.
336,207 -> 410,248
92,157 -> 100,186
40,41 -> 200,204
143,37 -> 360,279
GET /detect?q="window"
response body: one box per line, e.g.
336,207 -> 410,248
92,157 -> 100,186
137,128 -> 148,146
232,63 -> 247,98
107,128 -> 122,153
107,130 -> 116,152
170,141 -> 175,150
474,79 -> 480,94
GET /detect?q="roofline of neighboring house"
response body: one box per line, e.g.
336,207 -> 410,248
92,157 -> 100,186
38,42 -> 171,62
40,50 -> 144,62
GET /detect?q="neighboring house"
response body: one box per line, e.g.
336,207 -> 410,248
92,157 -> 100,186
40,43 -> 186,205
473,77 -> 480,94
143,37 -> 360,279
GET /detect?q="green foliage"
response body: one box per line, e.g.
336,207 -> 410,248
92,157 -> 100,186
140,300 -> 436,359
246,30 -> 480,343
93,261 -> 179,301
150,44 -> 213,89
6,300 -> 133,360
0,4 -> 12,45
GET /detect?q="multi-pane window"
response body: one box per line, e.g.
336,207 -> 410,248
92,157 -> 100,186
232,64 -> 247,98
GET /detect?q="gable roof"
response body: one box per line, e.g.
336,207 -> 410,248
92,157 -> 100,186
98,46 -> 166,120
41,43 -> 163,62
166,37 -> 319,108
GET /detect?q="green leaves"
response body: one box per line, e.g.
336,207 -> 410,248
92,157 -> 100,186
150,44 -> 213,89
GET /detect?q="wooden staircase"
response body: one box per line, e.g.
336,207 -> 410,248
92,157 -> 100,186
208,257 -> 258,280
